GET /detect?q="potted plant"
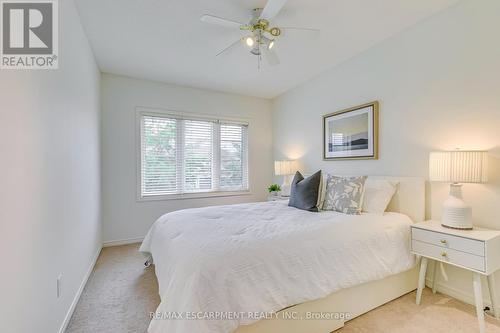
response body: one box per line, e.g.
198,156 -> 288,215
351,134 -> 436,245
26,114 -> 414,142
267,184 -> 281,197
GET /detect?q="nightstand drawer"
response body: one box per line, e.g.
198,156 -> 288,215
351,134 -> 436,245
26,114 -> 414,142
412,240 -> 485,272
412,227 -> 485,256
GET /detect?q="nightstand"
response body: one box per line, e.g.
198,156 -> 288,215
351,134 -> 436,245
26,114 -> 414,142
411,220 -> 500,333
267,195 -> 289,202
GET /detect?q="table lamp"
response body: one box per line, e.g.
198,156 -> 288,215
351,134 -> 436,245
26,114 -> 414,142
274,160 -> 297,197
429,150 -> 488,230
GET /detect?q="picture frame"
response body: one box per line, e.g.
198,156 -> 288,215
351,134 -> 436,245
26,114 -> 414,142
323,101 -> 379,160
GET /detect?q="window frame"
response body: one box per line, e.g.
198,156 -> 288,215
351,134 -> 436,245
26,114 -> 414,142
136,107 -> 251,202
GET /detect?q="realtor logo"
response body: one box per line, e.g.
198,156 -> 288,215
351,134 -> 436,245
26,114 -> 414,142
1,0 -> 58,69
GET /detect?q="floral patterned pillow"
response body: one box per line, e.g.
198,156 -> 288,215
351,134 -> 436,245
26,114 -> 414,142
322,175 -> 367,214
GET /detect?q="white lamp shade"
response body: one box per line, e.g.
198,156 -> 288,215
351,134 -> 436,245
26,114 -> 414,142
274,160 -> 297,176
429,151 -> 488,183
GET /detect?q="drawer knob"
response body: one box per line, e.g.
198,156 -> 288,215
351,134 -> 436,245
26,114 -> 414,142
440,239 -> 447,244
441,251 -> 448,257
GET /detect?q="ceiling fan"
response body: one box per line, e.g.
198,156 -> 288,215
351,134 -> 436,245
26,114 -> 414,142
200,0 -> 320,68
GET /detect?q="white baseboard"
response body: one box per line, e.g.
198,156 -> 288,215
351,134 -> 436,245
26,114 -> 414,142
58,246 -> 102,333
425,277 -> 500,314
102,237 -> 144,247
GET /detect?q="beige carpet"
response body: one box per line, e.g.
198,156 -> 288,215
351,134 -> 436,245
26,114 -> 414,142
66,244 -> 160,333
66,243 -> 500,333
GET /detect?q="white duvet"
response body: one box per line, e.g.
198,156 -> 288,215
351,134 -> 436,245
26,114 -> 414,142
140,201 -> 415,333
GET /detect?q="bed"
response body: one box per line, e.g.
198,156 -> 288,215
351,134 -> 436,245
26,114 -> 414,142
140,176 -> 425,333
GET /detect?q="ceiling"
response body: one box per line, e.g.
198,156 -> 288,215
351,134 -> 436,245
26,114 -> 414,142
75,0 -> 459,99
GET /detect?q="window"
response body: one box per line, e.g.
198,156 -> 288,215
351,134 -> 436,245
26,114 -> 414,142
139,111 -> 249,199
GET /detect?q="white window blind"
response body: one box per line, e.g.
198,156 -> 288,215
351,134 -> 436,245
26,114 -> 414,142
183,120 -> 213,192
140,114 -> 248,198
220,124 -> 247,190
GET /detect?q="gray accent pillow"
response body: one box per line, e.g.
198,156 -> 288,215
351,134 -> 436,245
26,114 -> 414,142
288,171 -> 321,212
322,175 -> 367,215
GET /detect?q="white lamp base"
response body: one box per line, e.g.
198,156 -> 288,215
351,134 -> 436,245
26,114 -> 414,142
441,183 -> 473,230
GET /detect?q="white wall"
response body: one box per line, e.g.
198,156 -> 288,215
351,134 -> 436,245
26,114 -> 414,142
0,1 -> 101,332
272,0 -> 500,309
101,74 -> 273,243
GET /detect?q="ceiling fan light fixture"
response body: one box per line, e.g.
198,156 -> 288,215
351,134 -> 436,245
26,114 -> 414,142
250,45 -> 261,55
245,36 -> 254,47
201,0 -> 308,68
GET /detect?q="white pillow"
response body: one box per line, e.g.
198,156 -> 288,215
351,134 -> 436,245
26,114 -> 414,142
362,179 -> 399,214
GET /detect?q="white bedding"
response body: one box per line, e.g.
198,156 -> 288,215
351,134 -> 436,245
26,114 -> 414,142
140,201 -> 415,333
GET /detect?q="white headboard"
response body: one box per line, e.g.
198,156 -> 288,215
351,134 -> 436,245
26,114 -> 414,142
313,174 -> 426,222
367,176 -> 425,223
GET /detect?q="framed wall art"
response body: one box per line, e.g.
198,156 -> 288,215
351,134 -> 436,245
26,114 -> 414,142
323,101 -> 379,160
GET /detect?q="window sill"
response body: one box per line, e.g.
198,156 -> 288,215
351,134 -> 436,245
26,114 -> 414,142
137,190 -> 252,202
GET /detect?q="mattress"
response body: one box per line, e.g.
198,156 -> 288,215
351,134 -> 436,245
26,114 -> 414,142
140,200 -> 416,333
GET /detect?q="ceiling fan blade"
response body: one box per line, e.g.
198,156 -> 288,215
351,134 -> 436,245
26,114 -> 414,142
200,14 -> 244,29
259,0 -> 288,20
262,48 -> 280,66
215,38 -> 242,57
280,27 -> 321,33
